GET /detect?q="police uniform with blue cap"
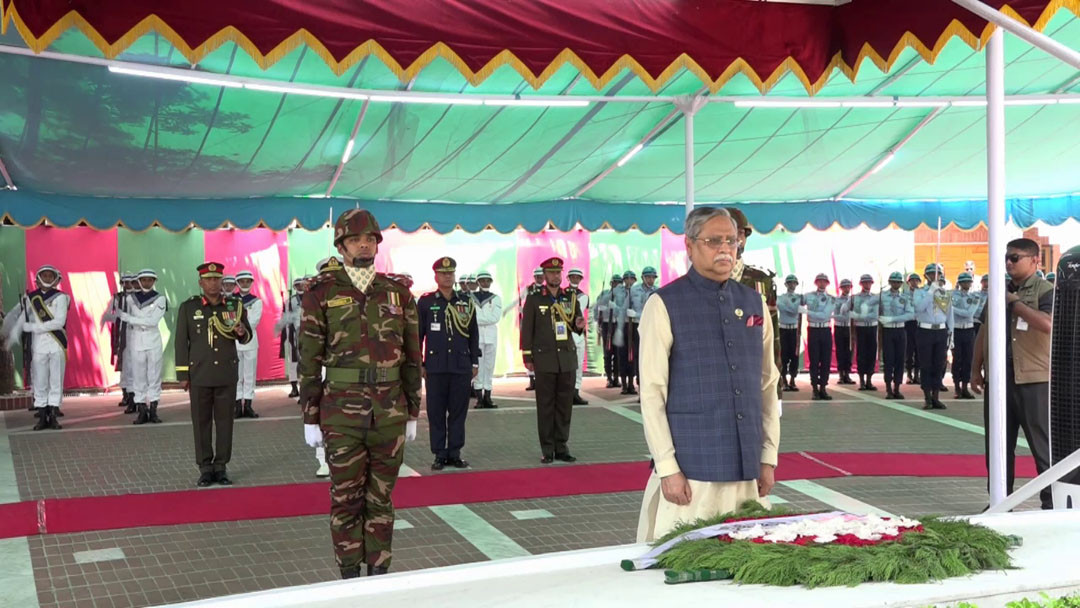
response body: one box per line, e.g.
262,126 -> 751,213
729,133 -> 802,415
521,257 -> 585,463
805,273 -> 836,400
914,263 -> 953,409
833,278 -> 856,386
904,272 -> 922,384
613,269 -> 642,394
775,274 -> 803,391
879,271 -> 914,399
851,274 -> 880,390
418,257 -> 481,470
591,273 -> 623,387
950,272 -> 979,399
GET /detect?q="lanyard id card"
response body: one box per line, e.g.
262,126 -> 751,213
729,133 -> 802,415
555,321 -> 569,341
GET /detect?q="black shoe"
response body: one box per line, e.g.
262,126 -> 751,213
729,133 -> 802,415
288,382 -> 300,398
540,455 -> 554,464
884,389 -> 895,399
46,406 -> 62,430
117,391 -> 128,407
788,379 -> 800,392
526,377 -> 535,391
55,408 -> 64,417
906,373 -> 918,385
555,453 -> 577,463
625,385 -> 638,396
931,389 -> 947,409
606,378 -> 619,388
961,388 -> 976,400
197,473 -> 214,487
811,387 -> 822,400
819,387 -> 833,401
483,390 -> 496,409
938,384 -> 948,392
448,458 -> 469,469
431,458 -> 446,471
234,400 -> 243,419
242,400 -> 259,418
340,566 -> 362,579
214,471 -> 233,485
33,409 -> 48,430
857,380 -> 868,391
148,401 -> 162,423
572,391 -> 588,405
923,391 -> 934,410
893,385 -> 904,400
124,400 -> 138,414
133,403 -> 149,425
782,383 -> 793,392
865,382 -> 877,391
620,385 -> 630,395
367,565 -> 389,576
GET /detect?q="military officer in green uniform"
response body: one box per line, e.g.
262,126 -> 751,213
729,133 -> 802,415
521,256 -> 586,463
298,209 -> 422,579
727,207 -> 782,399
175,262 -> 253,488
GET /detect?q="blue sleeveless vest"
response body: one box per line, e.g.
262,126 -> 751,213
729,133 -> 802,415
658,267 -> 764,482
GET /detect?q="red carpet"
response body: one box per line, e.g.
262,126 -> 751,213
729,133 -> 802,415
0,452 -> 1036,540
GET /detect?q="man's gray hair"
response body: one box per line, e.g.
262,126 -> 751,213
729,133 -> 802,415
685,206 -> 737,240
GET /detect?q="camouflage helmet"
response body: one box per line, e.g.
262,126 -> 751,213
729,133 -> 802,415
725,207 -> 753,236
333,208 -> 383,246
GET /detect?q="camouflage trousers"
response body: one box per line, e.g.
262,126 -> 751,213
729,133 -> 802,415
324,422 -> 406,569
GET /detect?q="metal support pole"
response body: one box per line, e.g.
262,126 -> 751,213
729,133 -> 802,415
674,96 -> 707,219
986,29 -> 1008,507
951,0 -> 1080,71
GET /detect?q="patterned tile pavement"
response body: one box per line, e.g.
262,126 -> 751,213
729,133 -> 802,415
0,374 -> 1046,608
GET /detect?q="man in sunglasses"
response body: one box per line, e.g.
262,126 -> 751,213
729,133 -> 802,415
972,238 -> 1056,509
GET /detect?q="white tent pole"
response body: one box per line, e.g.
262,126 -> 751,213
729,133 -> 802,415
986,28 -> 1008,507
951,0 -> 1080,71
832,108 -> 942,200
674,96 -> 706,218
324,100 -> 369,198
0,155 -> 15,190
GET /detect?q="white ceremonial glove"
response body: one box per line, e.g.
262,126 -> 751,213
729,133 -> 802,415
304,424 -> 324,448
626,309 -> 638,319
797,305 -> 809,314
405,420 -> 417,442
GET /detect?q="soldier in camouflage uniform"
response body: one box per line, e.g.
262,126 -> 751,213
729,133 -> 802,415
298,209 -> 423,579
727,208 -> 782,399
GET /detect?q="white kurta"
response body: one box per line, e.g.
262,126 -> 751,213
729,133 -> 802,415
636,289 -> 781,542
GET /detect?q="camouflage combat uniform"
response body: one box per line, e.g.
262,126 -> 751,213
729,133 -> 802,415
299,209 -> 422,575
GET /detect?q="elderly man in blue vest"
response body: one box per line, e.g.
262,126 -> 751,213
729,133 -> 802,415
636,207 -> 780,542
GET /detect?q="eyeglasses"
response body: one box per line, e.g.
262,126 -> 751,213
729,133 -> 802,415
693,236 -> 739,250
1005,253 -> 1034,264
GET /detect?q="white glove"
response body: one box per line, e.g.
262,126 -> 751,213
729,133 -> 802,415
304,424 -> 324,448
626,309 -> 638,319
405,420 -> 417,442
797,305 -> 809,314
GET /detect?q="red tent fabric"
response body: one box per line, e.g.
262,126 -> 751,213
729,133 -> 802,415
1,0 -> 1069,93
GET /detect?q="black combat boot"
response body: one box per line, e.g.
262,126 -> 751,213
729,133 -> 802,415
367,564 -> 389,576
526,376 -> 535,391
625,380 -> 637,396
865,375 -> 877,391
819,386 -> 833,400
124,393 -> 138,414
961,382 -> 975,399
33,408 -> 49,430
46,406 -> 62,430
811,385 -> 822,400
288,381 -> 300,398
148,401 -> 162,423
857,374 -> 867,390
788,376 -> 799,391
893,382 -> 904,400
234,400 -> 244,419
340,566 -> 362,579
484,390 -> 496,409
133,403 -> 149,425
606,376 -> 619,388
572,391 -> 588,405
117,390 -> 129,407
932,389 -> 947,410
242,399 -> 258,418
922,390 -> 935,410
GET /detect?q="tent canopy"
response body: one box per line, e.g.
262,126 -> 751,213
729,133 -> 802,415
1,0 -> 1080,233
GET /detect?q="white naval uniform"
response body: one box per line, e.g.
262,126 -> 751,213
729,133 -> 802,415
275,293 -> 303,382
473,290 -> 502,391
118,291 -> 167,403
236,294 -> 263,400
4,291 -> 70,409
571,289 -> 590,390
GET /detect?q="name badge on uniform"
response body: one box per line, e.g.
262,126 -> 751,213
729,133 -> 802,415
1016,317 -> 1029,331
555,321 -> 569,341
327,296 -> 354,308
193,310 -> 204,320
431,322 -> 442,332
